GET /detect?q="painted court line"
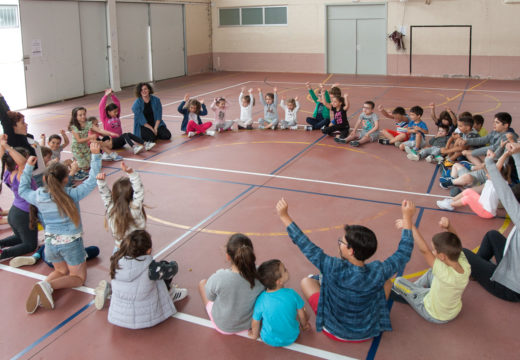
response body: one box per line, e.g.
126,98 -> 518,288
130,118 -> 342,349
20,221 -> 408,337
121,157 -> 448,199
1,265 -> 356,360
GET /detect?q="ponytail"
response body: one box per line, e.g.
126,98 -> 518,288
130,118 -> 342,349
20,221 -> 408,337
227,233 -> 257,288
45,162 -> 80,227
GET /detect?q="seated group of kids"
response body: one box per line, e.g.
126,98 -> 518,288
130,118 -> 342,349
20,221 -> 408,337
1,85 -> 519,350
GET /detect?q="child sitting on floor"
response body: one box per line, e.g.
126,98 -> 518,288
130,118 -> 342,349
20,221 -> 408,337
473,114 -> 487,138
429,103 -> 457,136
258,88 -> 279,130
211,97 -> 234,132
305,83 -> 331,131
407,125 -> 449,162
279,96 -> 300,130
276,198 -> 414,342
249,259 -> 310,347
321,93 -> 350,139
399,106 -> 428,152
377,105 -> 410,146
108,230 -> 187,329
178,95 -> 213,137
199,233 -> 264,335
440,116 -> 479,165
40,131 -> 69,162
336,100 -> 379,146
237,88 -> 255,130
392,217 -> 470,324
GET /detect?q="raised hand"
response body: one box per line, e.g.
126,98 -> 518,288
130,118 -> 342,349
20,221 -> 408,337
377,104 -> 384,112
438,217 -> 450,230
27,156 -> 37,166
184,94 -> 190,102
96,172 -> 106,180
121,161 -> 133,174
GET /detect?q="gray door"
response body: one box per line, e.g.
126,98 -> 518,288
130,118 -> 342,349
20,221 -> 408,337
357,18 -> 386,75
327,4 -> 386,75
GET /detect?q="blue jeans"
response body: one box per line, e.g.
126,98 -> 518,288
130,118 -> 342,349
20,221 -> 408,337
39,244 -> 99,268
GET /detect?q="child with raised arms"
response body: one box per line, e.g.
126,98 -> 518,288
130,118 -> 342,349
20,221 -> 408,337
377,105 -> 410,146
20,142 -> 102,313
305,83 -> 331,131
249,259 -> 310,347
392,217 -> 470,323
321,93 -> 350,139
279,96 -> 300,130
40,131 -> 69,162
211,97 -> 234,132
108,230 -> 187,329
276,198 -> 414,342
94,160 -> 147,310
258,88 -> 279,130
400,106 -> 429,153
199,233 -> 264,334
178,94 -> 213,137
237,88 -> 254,130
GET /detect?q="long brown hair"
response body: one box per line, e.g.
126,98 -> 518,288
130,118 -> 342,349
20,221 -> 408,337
44,162 -> 80,227
110,230 -> 151,279
227,233 -> 257,288
107,177 -> 146,240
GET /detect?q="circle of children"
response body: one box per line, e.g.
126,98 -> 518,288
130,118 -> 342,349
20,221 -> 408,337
0,80 -> 519,346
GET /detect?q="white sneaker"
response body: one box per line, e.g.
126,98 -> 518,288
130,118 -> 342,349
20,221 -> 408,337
425,155 -> 434,163
101,152 -> 112,161
290,125 -> 299,130
38,281 -> 54,309
133,145 -> 144,155
305,125 -> 313,131
169,286 -> 188,302
110,152 -> 123,161
436,198 -> 454,211
10,256 -> 37,268
94,280 -> 111,310
206,130 -> 216,136
188,131 -> 196,138
144,141 -> 156,151
407,153 -> 420,161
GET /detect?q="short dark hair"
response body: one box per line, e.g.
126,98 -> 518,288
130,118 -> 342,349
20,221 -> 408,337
257,259 -> 282,290
48,134 -> 62,143
459,111 -> 472,119
410,106 -> 424,117
495,112 -> 512,126
392,107 -> 406,116
438,124 -> 450,133
364,101 -> 375,109
344,225 -> 377,261
473,114 -> 484,126
265,92 -> 274,100
41,146 -> 53,158
458,116 -> 474,128
134,82 -> 154,98
432,232 -> 462,261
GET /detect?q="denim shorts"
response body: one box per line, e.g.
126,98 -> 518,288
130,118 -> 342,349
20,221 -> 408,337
44,237 -> 87,266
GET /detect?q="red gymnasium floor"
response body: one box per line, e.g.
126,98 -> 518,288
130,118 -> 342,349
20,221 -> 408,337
1,72 -> 520,360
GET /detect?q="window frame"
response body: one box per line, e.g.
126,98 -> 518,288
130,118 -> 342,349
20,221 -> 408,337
0,5 -> 20,29
218,5 -> 287,27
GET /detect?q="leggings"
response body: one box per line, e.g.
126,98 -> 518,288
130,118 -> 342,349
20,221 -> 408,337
187,120 -> 212,134
110,133 -> 144,149
322,123 -> 350,138
462,230 -> 520,302
140,125 -> 172,142
0,206 -> 38,259
306,115 -> 330,130
460,189 -> 494,219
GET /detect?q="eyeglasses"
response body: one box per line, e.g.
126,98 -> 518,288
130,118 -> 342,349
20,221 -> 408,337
338,236 -> 349,248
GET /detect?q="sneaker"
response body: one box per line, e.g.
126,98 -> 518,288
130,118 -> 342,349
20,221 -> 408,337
101,152 -> 112,161
271,125 -> 277,130
258,125 -> 265,130
350,140 -> 360,147
434,155 -> 444,164
37,281 -> 54,309
10,256 -> 37,268
26,284 -> 41,314
289,125 -> 299,130
110,152 -> 123,161
404,146 -> 417,156
169,286 -> 188,302
440,164 -> 451,178
180,131 -> 186,135
144,141 -> 156,151
279,125 -> 287,130
394,141 -> 402,148
94,280 -> 111,310
436,198 -> 455,211
305,125 -> 313,131
334,137 -> 347,144
187,131 -> 196,138
439,177 -> 454,189
379,138 -> 390,145
459,161 -> 473,170
246,125 -> 253,130
133,145 -> 144,155
206,130 -> 216,136
237,124 -> 245,130
407,153 -> 420,161
73,170 -> 88,181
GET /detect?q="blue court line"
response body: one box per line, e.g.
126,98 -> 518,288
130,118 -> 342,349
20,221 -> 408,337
12,301 -> 94,360
456,80 -> 471,113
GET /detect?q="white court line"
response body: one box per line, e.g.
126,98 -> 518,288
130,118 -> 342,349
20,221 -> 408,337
121,157 -> 448,199
259,80 -> 520,94
120,81 -> 251,119
0,264 -> 356,359
0,264 -> 95,295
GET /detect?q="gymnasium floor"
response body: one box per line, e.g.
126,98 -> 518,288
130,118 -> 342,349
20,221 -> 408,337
1,72 -> 520,359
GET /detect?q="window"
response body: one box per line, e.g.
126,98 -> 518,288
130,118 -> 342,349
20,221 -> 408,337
0,6 -> 19,28
219,6 -> 287,26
